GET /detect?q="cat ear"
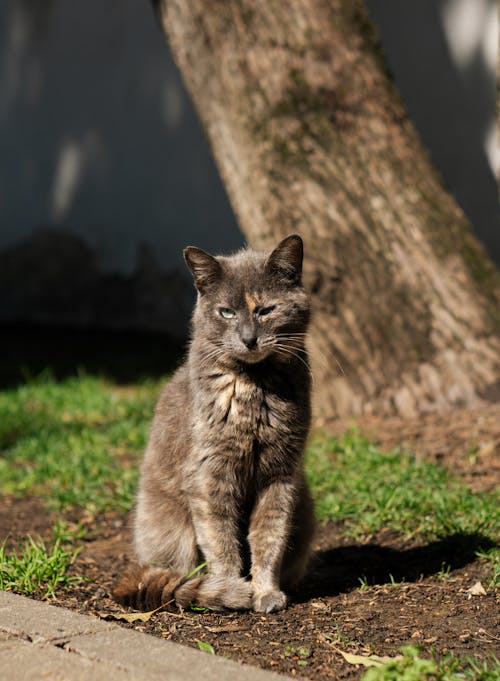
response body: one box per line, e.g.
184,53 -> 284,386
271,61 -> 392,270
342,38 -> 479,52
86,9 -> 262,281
183,246 -> 222,293
265,234 -> 303,285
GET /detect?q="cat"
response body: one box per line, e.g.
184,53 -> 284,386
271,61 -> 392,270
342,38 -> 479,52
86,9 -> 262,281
113,234 -> 315,613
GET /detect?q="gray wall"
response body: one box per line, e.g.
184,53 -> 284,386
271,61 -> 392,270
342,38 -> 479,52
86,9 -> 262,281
0,0 -> 498,333
0,0 -> 242,276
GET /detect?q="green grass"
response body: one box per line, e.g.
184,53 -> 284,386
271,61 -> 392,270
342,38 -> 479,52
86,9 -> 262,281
360,647 -> 500,681
0,528 -> 81,598
0,374 -> 498,578
307,432 -> 499,543
0,372 -> 497,666
0,372 -> 161,512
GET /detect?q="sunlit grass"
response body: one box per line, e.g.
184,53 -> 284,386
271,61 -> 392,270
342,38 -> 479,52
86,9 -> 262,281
306,432 -> 499,545
1,374 -> 498,561
0,528 -> 81,598
360,646 -> 500,681
0,372 -> 162,512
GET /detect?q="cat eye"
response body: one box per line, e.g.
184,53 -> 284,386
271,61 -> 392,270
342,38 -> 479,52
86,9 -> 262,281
258,306 -> 276,317
220,308 -> 236,319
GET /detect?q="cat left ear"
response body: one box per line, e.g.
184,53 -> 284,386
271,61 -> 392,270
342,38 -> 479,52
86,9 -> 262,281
183,246 -> 222,293
265,234 -> 303,285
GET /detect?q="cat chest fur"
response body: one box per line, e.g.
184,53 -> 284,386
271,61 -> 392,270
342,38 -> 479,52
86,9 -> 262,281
207,371 -> 269,429
194,367 -> 299,448
191,368 -> 300,486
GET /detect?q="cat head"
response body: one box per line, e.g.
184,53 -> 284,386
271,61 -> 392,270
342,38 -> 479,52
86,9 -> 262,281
184,235 -> 310,365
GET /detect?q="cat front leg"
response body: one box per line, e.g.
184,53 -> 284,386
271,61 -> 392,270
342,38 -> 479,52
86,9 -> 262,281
248,479 -> 296,613
186,467 -> 252,610
189,493 -> 243,577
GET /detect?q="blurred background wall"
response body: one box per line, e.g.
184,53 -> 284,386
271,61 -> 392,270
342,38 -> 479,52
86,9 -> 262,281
0,0 -> 498,338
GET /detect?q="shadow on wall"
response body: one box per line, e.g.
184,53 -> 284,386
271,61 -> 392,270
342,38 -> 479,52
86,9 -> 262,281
366,0 -> 500,265
0,226 -> 192,387
0,321 -> 187,388
0,227 -> 195,334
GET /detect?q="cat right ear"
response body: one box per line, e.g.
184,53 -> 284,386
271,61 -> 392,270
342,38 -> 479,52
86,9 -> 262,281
183,247 -> 222,293
265,234 -> 303,285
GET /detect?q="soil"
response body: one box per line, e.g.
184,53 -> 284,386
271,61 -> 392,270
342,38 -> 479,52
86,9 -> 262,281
1,404 -> 499,680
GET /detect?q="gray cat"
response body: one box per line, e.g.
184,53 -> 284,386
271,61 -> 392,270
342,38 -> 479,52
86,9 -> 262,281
114,235 -> 315,613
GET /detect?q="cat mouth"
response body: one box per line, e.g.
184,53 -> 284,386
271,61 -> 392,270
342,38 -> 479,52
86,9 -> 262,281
235,348 -> 271,364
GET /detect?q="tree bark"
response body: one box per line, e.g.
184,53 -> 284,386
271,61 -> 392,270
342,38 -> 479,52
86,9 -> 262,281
153,0 -> 500,419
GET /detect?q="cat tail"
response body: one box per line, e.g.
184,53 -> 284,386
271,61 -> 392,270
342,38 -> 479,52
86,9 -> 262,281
112,565 -> 184,611
113,566 -> 252,612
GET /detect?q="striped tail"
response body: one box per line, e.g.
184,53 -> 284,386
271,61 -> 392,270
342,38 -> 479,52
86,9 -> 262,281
113,566 -> 253,612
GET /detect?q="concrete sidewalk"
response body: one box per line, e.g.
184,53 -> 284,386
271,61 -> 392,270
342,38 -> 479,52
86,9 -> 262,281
0,591 -> 289,680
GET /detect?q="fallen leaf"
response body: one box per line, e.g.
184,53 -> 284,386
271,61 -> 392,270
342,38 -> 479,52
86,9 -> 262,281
466,581 -> 486,597
98,610 -> 156,623
197,641 -> 215,654
334,649 -> 402,668
97,599 -> 174,623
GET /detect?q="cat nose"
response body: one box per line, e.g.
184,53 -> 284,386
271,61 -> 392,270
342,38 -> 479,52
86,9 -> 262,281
241,328 -> 257,349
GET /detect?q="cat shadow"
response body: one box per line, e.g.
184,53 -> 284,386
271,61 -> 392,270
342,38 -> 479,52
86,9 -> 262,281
294,532 -> 496,601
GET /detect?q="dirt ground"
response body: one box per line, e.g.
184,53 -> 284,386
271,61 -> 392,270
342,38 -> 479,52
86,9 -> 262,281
1,404 -> 499,680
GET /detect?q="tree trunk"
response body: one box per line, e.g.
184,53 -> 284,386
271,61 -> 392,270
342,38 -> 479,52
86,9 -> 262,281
153,0 -> 500,419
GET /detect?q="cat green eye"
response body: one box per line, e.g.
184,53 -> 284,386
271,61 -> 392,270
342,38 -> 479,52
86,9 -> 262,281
220,308 -> 236,319
258,306 -> 276,317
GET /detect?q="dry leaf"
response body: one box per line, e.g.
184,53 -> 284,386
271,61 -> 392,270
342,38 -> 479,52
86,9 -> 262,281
335,649 -> 402,668
98,599 -> 174,623
98,610 -> 156,623
466,581 -> 486,597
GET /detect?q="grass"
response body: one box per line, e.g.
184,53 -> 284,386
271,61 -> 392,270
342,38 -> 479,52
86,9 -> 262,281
306,432 -> 499,543
0,371 -> 161,512
360,647 -> 500,681
0,527 -> 80,598
3,373 -> 497,542
0,373 -> 498,600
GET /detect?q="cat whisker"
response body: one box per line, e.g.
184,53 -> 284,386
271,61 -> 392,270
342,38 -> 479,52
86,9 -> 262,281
309,343 -> 345,377
275,333 -> 345,376
198,346 -> 224,362
269,342 -> 314,384
275,332 -> 308,338
198,345 -> 229,369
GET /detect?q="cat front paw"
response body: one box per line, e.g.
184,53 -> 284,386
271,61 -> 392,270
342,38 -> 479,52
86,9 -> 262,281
253,589 -> 287,613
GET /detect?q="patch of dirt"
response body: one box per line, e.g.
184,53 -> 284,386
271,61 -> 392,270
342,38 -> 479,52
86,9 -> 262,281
1,405 -> 499,680
324,403 -> 500,492
2,509 -> 498,680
